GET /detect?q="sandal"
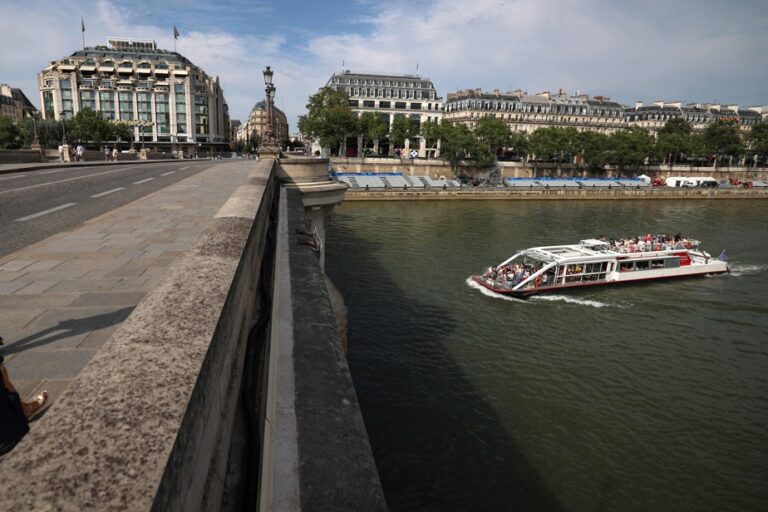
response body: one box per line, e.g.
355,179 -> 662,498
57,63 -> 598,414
24,390 -> 49,421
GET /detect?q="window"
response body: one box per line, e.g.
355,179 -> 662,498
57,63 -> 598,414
363,100 -> 375,108
118,92 -> 133,120
379,101 -> 390,108
43,90 -> 55,119
156,93 -> 170,133
394,101 -> 407,109
99,92 -> 115,119
79,90 -> 96,111
349,99 -> 359,107
411,103 -> 422,110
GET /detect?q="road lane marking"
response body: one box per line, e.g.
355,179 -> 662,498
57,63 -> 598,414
0,166 -> 141,195
160,171 -> 175,176
38,169 -> 68,174
178,166 -> 190,170
15,203 -> 77,221
133,178 -> 155,184
91,187 -> 125,198
0,175 -> 24,181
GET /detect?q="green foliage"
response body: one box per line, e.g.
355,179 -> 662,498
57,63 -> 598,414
658,118 -> 692,137
748,121 -> 768,164
576,131 -> 611,168
702,120 -> 743,164
390,115 -> 419,150
420,119 -> 441,155
0,116 -> 23,149
474,117 -> 510,156
657,118 -> 694,164
607,127 -> 655,169
297,87 -> 357,150
357,112 -> 388,152
437,121 -> 477,171
508,131 -> 529,157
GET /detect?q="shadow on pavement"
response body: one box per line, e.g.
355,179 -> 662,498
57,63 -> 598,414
1,307 -> 134,355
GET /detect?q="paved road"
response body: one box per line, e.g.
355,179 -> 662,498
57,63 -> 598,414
0,160 -> 214,257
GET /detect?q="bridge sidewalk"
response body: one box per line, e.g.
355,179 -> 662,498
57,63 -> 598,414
0,160 -> 254,408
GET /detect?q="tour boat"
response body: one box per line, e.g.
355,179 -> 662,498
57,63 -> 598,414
471,237 -> 728,298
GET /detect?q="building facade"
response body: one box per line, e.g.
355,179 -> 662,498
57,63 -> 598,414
625,101 -> 763,135
235,101 -> 289,147
443,89 -> 626,134
0,84 -> 38,121
37,38 -> 229,152
324,70 -> 443,156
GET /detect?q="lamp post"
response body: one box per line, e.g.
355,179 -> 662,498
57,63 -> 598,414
262,66 -> 276,147
31,116 -> 41,151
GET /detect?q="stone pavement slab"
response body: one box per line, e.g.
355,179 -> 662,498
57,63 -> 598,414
0,160 -> 254,403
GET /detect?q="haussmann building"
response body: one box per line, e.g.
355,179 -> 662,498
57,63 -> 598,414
324,69 -> 443,157
37,38 -> 230,157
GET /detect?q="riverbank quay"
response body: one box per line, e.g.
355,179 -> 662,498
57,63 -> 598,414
342,187 -> 768,201
330,156 -> 768,181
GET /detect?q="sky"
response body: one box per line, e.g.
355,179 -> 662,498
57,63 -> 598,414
1,0 -> 767,131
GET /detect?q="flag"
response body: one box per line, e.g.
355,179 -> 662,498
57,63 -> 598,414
173,25 -> 180,39
81,17 -> 85,32
416,62 -> 419,72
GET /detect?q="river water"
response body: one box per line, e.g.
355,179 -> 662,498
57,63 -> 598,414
324,199 -> 768,512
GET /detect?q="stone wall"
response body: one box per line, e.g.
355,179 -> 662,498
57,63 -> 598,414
0,149 -> 45,163
343,188 -> 768,201
331,157 -> 768,181
0,159 -> 278,511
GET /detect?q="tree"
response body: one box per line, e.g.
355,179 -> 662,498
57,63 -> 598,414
528,127 -> 561,162
357,112 -> 388,156
390,114 -> 419,151
576,131 -> 610,169
657,118 -> 693,164
297,87 -> 357,154
507,131 -> 529,160
702,120 -> 743,166
608,127 -> 655,171
748,121 -> 768,166
437,121 -> 476,172
0,117 -> 23,149
474,117 -> 510,157
69,108 -> 113,143
420,119 -> 441,158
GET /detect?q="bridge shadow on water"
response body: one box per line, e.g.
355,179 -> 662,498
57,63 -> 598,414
326,227 -> 568,512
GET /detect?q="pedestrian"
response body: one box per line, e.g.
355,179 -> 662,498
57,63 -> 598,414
77,144 -> 84,162
1,336 -> 48,456
112,147 -> 118,161
104,146 -> 110,161
58,144 -> 64,162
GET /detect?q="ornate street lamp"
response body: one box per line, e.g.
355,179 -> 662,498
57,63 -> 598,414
262,66 -> 276,146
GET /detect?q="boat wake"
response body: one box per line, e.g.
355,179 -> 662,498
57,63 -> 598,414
465,277 -> 527,303
728,264 -> 768,277
530,294 -> 610,308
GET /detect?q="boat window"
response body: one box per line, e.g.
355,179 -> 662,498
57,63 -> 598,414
651,260 -> 665,268
636,261 -> 650,270
620,262 -> 634,272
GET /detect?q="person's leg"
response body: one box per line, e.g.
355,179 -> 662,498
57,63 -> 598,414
2,366 -> 47,419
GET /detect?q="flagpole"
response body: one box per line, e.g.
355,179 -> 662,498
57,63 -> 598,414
81,17 -> 85,49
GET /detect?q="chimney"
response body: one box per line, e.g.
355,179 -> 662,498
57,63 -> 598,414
635,101 -> 643,109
